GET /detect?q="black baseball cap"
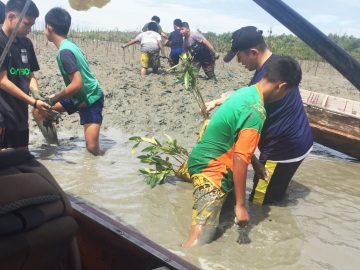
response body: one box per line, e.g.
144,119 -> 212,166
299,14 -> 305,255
223,26 -> 264,62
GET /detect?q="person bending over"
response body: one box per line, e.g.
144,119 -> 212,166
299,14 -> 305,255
183,56 -> 302,248
44,7 -> 104,155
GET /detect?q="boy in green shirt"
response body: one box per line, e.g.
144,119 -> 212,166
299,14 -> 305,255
183,57 -> 302,248
44,7 -> 104,155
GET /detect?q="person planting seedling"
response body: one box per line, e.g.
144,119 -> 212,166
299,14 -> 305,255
44,7 -> 104,155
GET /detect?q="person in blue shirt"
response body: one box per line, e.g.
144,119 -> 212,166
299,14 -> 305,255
206,26 -> 313,207
165,18 -> 183,67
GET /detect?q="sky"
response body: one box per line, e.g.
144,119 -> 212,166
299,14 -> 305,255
31,0 -> 360,37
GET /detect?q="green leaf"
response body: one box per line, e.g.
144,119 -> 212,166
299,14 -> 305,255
140,137 -> 158,145
184,71 -> 190,90
131,134 -> 189,188
131,142 -> 140,153
141,146 -> 157,153
164,134 -> 173,142
129,136 -> 142,142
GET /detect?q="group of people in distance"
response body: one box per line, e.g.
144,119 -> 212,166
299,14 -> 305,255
122,15 -> 220,79
0,1 -> 314,249
0,0 -> 103,155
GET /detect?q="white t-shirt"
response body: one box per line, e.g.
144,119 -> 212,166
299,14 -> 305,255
134,31 -> 161,53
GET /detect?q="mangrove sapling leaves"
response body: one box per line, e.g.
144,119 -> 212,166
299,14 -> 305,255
142,145 -> 159,154
175,53 -> 208,119
129,136 -> 142,153
129,136 -> 142,142
130,135 -> 189,188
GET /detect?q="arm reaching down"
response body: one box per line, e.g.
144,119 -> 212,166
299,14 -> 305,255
233,152 -> 250,227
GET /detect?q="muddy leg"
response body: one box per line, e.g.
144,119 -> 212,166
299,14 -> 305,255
182,225 -> 217,248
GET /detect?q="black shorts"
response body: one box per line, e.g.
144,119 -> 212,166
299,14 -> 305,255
249,159 -> 303,204
0,129 -> 29,149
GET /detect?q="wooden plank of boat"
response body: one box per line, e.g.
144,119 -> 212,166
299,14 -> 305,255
301,89 -> 360,119
300,89 -> 360,159
69,195 -> 199,270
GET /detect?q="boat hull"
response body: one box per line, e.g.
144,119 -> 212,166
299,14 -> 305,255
70,196 -> 198,270
305,105 -> 360,159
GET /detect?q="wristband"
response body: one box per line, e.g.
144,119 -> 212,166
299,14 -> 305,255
33,99 -> 38,109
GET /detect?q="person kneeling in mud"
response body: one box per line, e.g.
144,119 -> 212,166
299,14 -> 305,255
183,56 -> 302,248
44,8 -> 104,156
122,22 -> 164,78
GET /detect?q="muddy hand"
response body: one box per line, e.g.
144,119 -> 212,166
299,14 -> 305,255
253,161 -> 269,181
36,99 -> 52,112
235,222 -> 251,244
251,155 -> 270,181
235,205 -> 250,228
33,102 -> 59,124
45,93 -> 62,107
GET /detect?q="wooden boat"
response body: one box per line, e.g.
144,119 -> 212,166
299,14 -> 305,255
253,0 -> 360,159
300,89 -> 360,159
69,195 -> 199,270
0,149 -> 198,270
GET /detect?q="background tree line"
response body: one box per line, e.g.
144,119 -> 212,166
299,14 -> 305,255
65,29 -> 360,62
201,30 -> 360,62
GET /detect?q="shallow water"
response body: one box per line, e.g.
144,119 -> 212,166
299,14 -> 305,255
30,128 -> 360,270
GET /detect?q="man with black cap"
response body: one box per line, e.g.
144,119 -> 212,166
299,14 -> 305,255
206,26 -> 313,207
183,56 -> 304,248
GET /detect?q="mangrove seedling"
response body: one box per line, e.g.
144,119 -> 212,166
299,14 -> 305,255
129,134 -> 189,188
173,53 -> 209,119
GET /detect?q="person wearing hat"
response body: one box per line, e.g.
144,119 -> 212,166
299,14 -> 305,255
206,26 -> 313,206
180,22 -> 219,79
183,56 -> 303,248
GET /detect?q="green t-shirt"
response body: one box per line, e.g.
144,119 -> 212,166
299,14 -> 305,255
57,39 -> 102,106
188,84 -> 266,192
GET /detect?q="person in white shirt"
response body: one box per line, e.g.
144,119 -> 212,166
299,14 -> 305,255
122,22 -> 164,77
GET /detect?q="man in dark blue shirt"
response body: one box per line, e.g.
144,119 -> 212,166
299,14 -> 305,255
207,26 -> 313,207
165,18 -> 183,67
